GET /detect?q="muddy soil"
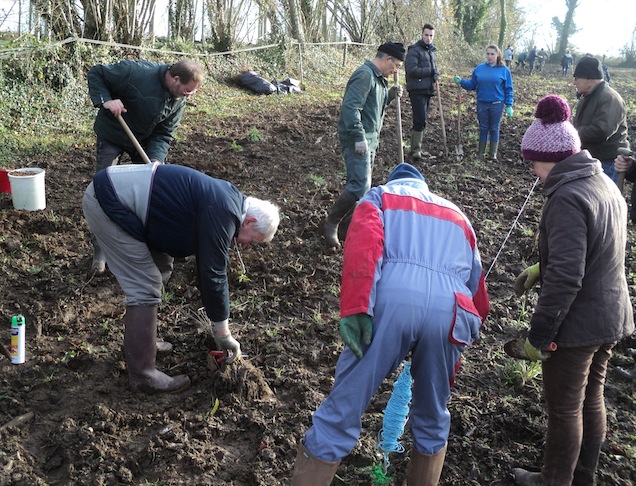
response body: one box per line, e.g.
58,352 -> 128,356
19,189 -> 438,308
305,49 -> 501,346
1,64 -> 635,485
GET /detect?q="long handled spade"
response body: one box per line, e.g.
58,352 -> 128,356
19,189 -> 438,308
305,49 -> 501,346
116,114 -> 152,164
455,88 -> 464,160
394,72 -> 405,164
436,82 -> 448,156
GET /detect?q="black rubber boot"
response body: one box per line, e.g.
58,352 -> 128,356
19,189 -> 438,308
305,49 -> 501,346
572,442 -> 602,485
411,130 -> 424,160
91,237 -> 106,276
489,142 -> 499,160
512,468 -> 545,485
124,305 -> 191,394
477,142 -> 487,160
323,191 -> 357,248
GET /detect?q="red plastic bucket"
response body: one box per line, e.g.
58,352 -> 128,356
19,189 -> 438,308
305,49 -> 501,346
0,169 -> 11,194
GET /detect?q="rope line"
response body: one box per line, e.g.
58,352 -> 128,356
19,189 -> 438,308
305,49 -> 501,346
377,361 -> 412,472
485,176 -> 540,280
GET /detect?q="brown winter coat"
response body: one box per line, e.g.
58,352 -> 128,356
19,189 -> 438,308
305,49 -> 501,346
572,81 -> 629,161
529,151 -> 634,349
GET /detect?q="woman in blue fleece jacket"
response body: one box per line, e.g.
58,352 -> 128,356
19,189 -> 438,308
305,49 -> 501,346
454,45 -> 514,160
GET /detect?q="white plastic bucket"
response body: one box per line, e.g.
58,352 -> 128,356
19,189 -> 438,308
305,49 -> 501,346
8,168 -> 46,211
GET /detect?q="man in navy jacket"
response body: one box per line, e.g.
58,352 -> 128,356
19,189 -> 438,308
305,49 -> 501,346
83,163 -> 279,394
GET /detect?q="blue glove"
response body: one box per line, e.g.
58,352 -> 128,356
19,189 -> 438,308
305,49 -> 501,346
524,337 -> 550,361
506,106 -> 514,118
453,75 -> 461,84
340,313 -> 373,359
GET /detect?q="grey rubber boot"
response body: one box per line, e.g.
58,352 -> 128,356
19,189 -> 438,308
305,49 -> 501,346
572,442 -> 602,486
489,142 -> 499,160
323,191 -> 357,248
290,440 -> 340,486
411,130 -> 424,160
124,305 -> 191,394
512,468 -> 545,485
91,237 -> 106,276
406,445 -> 446,486
477,142 -> 487,160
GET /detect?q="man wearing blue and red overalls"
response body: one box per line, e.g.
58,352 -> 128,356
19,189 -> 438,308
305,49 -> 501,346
291,163 -> 490,485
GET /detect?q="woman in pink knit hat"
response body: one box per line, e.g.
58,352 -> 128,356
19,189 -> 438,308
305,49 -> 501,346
512,95 -> 634,485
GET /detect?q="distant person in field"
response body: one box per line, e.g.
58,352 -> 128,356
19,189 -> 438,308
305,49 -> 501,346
513,94 -> 633,486
561,50 -> 573,75
453,45 -> 514,160
405,23 -> 440,160
527,46 -> 537,74
536,48 -> 548,72
86,58 -> 205,275
515,51 -> 528,70
504,45 -> 514,68
571,56 -> 628,184
323,42 -> 405,249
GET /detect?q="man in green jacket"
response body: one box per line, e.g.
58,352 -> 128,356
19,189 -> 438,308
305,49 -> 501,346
324,42 -> 405,248
87,58 -> 204,275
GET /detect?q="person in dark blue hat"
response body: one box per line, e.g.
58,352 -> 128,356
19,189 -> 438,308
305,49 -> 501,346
324,42 -> 406,249
292,162 -> 490,484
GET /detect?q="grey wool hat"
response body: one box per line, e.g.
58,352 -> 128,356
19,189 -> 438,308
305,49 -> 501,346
378,42 -> 406,61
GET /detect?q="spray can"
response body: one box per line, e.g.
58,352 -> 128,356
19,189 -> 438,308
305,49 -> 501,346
10,315 -> 25,364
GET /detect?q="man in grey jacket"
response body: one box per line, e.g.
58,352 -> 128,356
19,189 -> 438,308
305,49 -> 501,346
87,58 -> 205,275
572,56 -> 629,184
513,95 -> 634,486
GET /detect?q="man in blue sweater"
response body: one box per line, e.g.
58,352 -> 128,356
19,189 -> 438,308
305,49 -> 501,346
82,163 -> 280,394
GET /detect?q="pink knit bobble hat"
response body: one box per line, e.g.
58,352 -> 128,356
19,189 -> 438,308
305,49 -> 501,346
521,95 -> 581,163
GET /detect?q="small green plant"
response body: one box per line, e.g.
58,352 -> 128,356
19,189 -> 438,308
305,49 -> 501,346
230,140 -> 244,152
247,127 -> 264,142
500,358 -> 542,389
308,174 -> 325,188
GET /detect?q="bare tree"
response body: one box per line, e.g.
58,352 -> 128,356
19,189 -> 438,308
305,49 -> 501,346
206,0 -> 255,51
170,0 -> 197,40
328,0 -> 383,44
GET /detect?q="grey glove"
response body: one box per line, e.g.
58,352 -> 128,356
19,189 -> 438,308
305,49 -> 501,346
354,140 -> 368,155
212,319 -> 242,363
389,85 -> 403,101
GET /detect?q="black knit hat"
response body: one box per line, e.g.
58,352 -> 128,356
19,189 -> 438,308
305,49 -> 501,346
378,42 -> 406,62
573,57 -> 603,80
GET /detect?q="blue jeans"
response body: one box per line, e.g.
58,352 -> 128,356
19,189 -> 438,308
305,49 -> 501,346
409,93 -> 433,132
601,160 -> 618,184
476,101 -> 504,143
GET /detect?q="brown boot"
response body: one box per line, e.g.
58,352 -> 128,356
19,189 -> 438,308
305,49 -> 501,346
572,442 -> 602,485
323,191 -> 357,248
290,440 -> 340,486
512,468 -> 545,485
124,305 -> 191,394
406,445 -> 446,485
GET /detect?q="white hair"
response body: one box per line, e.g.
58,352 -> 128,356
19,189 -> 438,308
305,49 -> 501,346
246,196 -> 280,242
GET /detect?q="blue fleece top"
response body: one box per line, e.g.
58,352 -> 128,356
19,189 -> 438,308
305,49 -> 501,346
460,63 -> 514,106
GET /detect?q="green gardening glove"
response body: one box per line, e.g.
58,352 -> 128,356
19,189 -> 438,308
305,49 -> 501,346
506,106 -> 514,118
340,313 -> 373,359
514,263 -> 540,297
453,75 -> 462,84
524,337 -> 550,361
